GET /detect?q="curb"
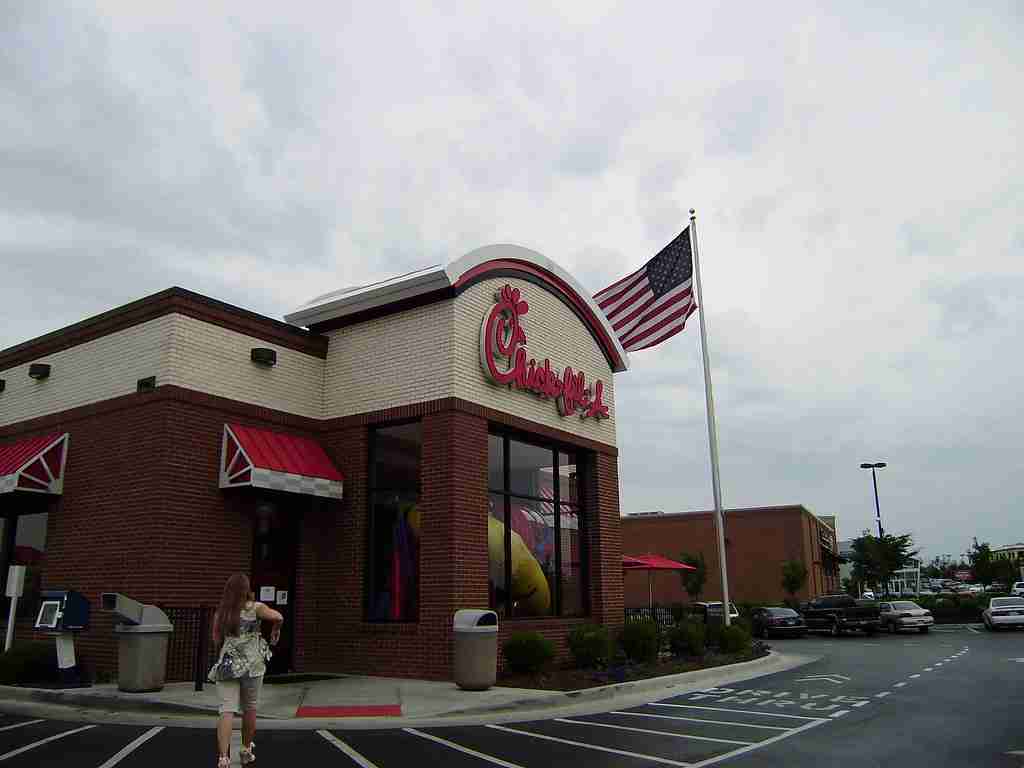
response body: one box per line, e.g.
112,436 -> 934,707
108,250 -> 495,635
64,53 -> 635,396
0,649 -> 812,728
436,649 -> 788,718
0,685 -> 240,719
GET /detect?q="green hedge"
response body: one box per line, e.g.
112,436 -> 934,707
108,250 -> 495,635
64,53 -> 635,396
567,624 -> 611,669
620,620 -> 660,663
719,624 -> 753,654
914,595 -> 997,623
502,632 -> 555,675
667,621 -> 706,657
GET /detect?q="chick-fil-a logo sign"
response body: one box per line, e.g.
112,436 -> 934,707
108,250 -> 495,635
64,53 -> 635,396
480,284 -> 609,421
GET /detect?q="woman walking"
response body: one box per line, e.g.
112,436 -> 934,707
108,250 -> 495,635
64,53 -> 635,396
209,573 -> 283,767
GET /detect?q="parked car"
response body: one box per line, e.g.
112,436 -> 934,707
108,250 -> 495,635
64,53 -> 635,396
985,583 -> 1008,593
982,597 -> 1024,631
878,600 -> 934,633
861,591 -> 876,600
800,594 -> 882,637
688,601 -> 740,623
1011,582 -> 1024,597
751,607 -> 806,638
967,584 -> 985,594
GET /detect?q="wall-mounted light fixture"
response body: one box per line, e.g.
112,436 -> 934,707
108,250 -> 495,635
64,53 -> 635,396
137,376 -> 156,393
250,348 -> 277,367
28,363 -> 51,380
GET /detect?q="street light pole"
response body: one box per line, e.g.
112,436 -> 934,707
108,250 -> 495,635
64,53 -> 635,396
859,462 -> 887,538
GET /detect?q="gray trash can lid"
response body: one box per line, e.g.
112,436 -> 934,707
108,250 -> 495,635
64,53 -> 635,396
113,604 -> 173,633
453,609 -> 498,633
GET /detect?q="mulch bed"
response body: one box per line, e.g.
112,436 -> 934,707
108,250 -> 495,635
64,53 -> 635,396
497,646 -> 769,692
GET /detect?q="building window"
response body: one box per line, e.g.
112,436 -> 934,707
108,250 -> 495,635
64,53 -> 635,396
367,422 -> 421,622
1,512 -> 48,619
488,432 -> 587,618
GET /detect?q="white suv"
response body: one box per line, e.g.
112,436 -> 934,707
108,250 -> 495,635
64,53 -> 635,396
1013,582 -> 1024,597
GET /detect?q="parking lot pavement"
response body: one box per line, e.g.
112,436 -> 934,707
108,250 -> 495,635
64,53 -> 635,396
2,623 -> 1020,767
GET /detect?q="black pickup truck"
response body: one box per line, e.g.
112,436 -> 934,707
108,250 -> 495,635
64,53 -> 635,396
800,594 -> 882,636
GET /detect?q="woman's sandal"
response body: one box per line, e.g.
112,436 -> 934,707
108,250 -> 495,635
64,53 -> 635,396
241,741 -> 256,765
217,756 -> 230,768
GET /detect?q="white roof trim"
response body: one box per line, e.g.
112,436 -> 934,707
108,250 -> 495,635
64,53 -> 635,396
284,243 -> 629,372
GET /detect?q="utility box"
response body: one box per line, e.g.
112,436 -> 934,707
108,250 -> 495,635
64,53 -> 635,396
33,589 -> 90,687
35,590 -> 90,633
101,593 -> 174,693
453,609 -> 498,691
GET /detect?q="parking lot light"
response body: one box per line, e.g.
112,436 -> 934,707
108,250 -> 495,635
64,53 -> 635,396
859,461 -> 887,537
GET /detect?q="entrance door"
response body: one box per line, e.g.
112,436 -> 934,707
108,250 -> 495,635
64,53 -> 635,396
250,500 -> 298,676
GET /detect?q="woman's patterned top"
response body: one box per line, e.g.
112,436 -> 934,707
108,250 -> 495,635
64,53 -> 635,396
208,602 -> 271,682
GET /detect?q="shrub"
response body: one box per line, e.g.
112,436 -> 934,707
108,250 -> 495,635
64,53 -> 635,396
668,621 -> 706,657
620,620 -> 660,664
704,619 -> 724,649
669,603 -> 687,623
567,624 -> 611,669
719,624 -> 752,654
0,641 -> 57,686
502,632 -> 555,676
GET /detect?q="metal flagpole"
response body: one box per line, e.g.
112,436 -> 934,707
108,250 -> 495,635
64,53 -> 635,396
688,208 -> 732,626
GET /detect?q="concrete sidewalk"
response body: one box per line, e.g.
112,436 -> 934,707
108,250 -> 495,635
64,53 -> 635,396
0,650 -> 816,729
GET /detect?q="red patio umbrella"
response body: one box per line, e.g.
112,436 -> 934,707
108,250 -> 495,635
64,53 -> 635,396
623,554 -> 696,611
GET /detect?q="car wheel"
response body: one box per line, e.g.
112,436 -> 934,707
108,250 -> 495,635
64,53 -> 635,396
830,620 -> 841,638
865,627 -> 877,637
918,627 -> 929,634
887,621 -> 895,634
984,619 -> 993,631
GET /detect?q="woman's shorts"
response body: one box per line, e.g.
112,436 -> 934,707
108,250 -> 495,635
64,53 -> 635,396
216,675 -> 263,715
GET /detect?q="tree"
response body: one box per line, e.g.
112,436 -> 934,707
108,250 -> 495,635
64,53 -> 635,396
781,560 -> 809,606
969,539 -> 997,586
678,551 -> 707,602
992,557 -> 1018,588
849,533 -> 918,595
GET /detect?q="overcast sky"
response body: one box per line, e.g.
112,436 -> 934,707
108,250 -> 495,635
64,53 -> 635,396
2,2 -> 1021,563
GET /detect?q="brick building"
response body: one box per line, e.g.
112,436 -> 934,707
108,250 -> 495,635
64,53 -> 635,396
0,245 -> 626,680
621,506 -> 841,607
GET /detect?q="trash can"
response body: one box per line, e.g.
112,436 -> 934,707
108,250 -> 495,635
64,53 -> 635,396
453,609 -> 498,691
113,604 -> 174,692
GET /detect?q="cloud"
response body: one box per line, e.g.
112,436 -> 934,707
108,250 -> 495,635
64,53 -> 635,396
1,1 -> 1022,559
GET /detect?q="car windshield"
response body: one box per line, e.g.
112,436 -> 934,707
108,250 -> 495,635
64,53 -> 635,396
992,598 -> 1024,608
768,608 -> 798,617
893,602 -> 920,610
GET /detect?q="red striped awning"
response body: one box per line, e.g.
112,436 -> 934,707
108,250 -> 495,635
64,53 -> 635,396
219,424 -> 343,500
0,433 -> 69,495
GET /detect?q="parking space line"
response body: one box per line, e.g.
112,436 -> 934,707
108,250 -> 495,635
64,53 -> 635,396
894,682 -> 907,688
830,710 -> 850,718
95,727 -> 164,768
651,703 -> 821,721
555,718 -> 752,746
685,718 -> 828,768
611,711 -> 790,731
924,667 -> 934,672
967,626 -> 980,633
486,724 -> 693,767
910,674 -> 921,678
0,720 -> 44,733
316,730 -> 380,768
404,728 -> 526,768
875,692 -> 892,699
0,724 -> 95,762
852,701 -> 871,707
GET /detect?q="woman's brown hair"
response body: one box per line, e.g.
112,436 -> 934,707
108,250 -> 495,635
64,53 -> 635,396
215,573 -> 251,643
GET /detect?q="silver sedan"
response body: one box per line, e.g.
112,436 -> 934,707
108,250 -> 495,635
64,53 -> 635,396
879,600 -> 934,633
983,597 -> 1024,631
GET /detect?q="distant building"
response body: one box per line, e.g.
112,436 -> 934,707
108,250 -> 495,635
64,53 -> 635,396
993,542 -> 1024,562
620,505 -> 843,606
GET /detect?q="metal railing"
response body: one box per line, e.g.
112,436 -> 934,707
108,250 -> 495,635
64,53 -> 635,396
161,605 -> 216,690
624,606 -> 676,634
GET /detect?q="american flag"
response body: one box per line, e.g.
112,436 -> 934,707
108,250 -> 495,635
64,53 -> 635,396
594,228 -> 698,352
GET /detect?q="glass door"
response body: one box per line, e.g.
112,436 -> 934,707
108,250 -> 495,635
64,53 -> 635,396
250,500 -> 298,676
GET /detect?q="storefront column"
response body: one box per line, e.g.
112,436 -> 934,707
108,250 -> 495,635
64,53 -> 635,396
586,451 -> 624,632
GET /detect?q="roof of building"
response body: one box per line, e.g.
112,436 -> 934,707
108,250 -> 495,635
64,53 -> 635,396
622,504 -> 814,519
284,243 -> 630,372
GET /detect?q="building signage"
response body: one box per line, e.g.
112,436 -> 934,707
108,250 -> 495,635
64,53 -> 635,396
480,284 -> 609,421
